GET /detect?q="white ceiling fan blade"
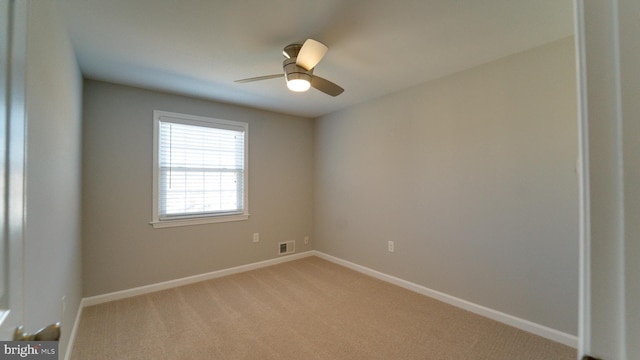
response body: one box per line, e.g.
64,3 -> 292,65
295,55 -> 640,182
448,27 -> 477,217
296,39 -> 328,71
234,74 -> 284,83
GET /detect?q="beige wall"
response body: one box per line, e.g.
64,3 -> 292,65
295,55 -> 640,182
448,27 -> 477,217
314,37 -> 579,335
81,80 -> 314,296
24,1 -> 83,357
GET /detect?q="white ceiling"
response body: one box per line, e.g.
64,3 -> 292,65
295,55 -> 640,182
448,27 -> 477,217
59,0 -> 574,118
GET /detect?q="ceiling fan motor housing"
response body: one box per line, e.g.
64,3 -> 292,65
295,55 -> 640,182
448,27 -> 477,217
283,57 -> 313,85
283,43 -> 303,59
282,57 -> 313,87
283,43 -> 312,85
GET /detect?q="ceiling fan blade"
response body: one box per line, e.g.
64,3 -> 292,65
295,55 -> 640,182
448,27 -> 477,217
310,76 -> 344,96
296,39 -> 328,71
234,74 -> 284,83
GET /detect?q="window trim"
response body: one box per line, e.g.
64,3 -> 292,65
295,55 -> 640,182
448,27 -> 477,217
150,110 -> 249,228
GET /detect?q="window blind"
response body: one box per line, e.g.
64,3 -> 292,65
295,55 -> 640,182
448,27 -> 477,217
158,119 -> 245,219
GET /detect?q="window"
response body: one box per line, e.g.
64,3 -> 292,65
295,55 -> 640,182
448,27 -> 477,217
151,111 -> 249,228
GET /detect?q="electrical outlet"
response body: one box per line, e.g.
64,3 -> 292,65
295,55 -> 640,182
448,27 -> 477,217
253,233 -> 260,243
388,241 -> 394,252
304,236 -> 309,244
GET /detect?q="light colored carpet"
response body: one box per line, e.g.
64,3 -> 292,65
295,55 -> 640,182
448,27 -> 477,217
71,256 -> 576,359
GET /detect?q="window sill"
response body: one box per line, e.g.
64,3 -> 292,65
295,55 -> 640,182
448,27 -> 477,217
150,213 -> 250,228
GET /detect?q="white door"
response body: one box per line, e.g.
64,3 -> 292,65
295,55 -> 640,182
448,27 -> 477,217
0,0 -> 27,341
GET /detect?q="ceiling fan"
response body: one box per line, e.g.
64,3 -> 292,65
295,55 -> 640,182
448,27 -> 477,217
235,39 -> 344,97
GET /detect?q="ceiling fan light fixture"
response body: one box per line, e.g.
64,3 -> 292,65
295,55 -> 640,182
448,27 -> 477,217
287,78 -> 311,92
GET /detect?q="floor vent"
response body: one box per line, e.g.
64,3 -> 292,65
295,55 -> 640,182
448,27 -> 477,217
278,240 -> 295,255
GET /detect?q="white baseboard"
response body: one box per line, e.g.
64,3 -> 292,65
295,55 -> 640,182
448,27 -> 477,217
82,251 -> 315,307
313,251 -> 578,348
67,249 -> 577,356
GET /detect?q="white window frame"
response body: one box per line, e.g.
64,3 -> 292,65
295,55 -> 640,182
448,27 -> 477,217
151,110 -> 249,228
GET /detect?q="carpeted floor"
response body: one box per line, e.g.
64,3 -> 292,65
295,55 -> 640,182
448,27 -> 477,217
71,256 -> 576,359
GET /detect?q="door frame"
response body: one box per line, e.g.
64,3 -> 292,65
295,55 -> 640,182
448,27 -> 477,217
0,0 -> 26,340
575,0 -> 638,358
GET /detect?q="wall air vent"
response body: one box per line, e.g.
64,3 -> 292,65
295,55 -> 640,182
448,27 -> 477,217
278,240 -> 295,255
